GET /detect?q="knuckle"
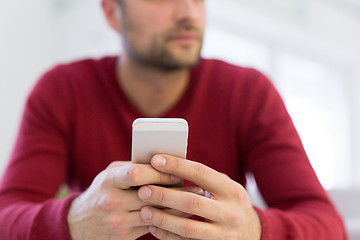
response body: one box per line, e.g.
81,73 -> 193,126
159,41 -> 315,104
107,161 -> 119,169
156,212 -> 167,228
157,172 -> 169,184
95,169 -> 117,189
184,195 -> 201,212
99,176 -> 112,189
103,215 -> 125,232
171,156 -> 181,172
225,210 -> 244,225
98,194 -> 122,213
194,163 -> 207,179
182,222 -> 198,238
229,183 -> 246,200
156,190 -> 166,205
107,161 -> 128,170
126,166 -> 142,185
220,172 -> 230,179
93,170 -> 107,186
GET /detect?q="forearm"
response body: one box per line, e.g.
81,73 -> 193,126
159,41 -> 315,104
255,204 -> 346,240
0,193 -> 79,240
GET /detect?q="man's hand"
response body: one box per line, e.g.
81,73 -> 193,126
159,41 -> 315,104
138,155 -> 262,240
67,161 -> 185,240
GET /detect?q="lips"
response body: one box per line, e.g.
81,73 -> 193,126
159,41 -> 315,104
172,36 -> 197,44
168,32 -> 200,46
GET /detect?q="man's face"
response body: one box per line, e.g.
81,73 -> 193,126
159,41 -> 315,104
119,0 -> 206,71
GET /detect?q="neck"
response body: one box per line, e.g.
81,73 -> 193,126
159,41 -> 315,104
116,55 -> 191,117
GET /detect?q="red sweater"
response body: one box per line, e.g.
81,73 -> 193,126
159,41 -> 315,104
0,57 -> 346,239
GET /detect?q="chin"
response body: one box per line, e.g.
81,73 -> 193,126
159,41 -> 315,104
163,56 -> 201,71
171,50 -> 201,67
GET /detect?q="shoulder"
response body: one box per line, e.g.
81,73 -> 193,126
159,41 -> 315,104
194,58 -> 274,92
26,56 -> 116,111
195,58 -> 285,121
40,56 -> 116,82
31,56 -> 116,95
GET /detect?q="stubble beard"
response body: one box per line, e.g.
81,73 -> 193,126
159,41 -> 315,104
122,23 -> 203,72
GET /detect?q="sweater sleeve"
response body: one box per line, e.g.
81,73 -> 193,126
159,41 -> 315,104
240,70 -> 346,239
0,67 -> 78,239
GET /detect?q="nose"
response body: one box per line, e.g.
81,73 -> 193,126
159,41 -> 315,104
174,0 -> 205,23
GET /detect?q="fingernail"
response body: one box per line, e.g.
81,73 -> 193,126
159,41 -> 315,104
149,225 -> 157,233
204,190 -> 211,198
170,175 -> 181,183
195,188 -> 204,195
141,207 -> 152,220
138,186 -> 152,200
152,155 -> 166,167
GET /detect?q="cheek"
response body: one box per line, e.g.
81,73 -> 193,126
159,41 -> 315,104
145,13 -> 173,37
128,11 -> 170,38
198,8 -> 207,29
150,11 -> 171,24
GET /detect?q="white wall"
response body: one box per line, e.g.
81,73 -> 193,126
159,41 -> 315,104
0,0 -> 119,176
0,0 -> 55,176
204,0 -> 360,188
0,0 -> 360,188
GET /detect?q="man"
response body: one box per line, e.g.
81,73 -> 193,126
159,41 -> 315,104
0,0 -> 346,239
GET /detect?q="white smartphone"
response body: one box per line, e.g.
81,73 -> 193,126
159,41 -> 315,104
131,118 -> 189,164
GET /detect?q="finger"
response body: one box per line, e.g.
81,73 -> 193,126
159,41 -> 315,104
126,226 -> 150,239
150,155 -> 229,196
163,208 -> 192,218
106,161 -> 129,169
143,186 -> 203,219
107,186 -> 202,212
148,226 -> 186,240
101,189 -> 146,212
111,187 -> 202,212
171,186 -> 204,196
125,190 -> 147,211
138,185 -> 221,222
141,206 -> 219,240
104,211 -> 150,232
140,186 -> 204,210
108,163 -> 182,189
102,212 -> 150,238
119,211 -> 152,228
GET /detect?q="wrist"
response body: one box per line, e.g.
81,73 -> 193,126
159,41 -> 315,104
67,194 -> 86,240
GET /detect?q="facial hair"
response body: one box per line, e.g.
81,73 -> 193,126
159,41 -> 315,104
121,19 -> 204,71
